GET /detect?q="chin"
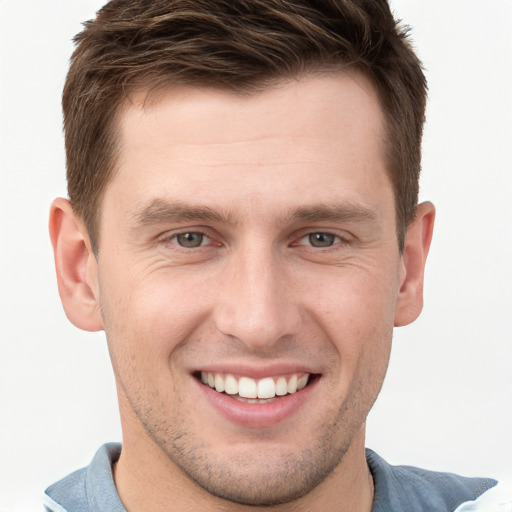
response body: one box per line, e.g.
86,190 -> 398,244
154,423 -> 355,507
182,453 -> 342,507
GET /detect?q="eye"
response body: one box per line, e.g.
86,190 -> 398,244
299,231 -> 343,249
305,232 -> 339,248
173,232 -> 210,248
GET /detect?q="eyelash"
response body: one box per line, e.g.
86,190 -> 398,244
164,230 -> 214,249
160,230 -> 348,250
296,232 -> 346,249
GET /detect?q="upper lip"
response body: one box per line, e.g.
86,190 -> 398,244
192,363 -> 319,380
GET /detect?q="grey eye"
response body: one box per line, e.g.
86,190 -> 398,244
175,232 -> 205,248
308,233 -> 336,247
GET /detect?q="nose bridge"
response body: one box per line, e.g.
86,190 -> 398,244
214,239 -> 299,349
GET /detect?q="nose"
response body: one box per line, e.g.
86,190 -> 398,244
213,242 -> 301,351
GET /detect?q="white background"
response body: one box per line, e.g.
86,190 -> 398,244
0,1 -> 511,510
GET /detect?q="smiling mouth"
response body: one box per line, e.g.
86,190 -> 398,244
196,372 -> 314,403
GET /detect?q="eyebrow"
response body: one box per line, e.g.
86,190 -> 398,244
130,198 -> 379,229
288,203 -> 379,225
131,198 -> 236,226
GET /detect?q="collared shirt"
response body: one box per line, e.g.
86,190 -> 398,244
44,443 -> 498,512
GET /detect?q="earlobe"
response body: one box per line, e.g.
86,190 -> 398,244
49,198 -> 103,332
394,201 -> 436,327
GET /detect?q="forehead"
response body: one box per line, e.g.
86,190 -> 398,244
104,71 -> 391,226
121,70 -> 383,148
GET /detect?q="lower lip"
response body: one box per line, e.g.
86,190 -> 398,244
195,377 -> 318,428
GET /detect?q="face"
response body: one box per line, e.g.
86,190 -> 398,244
90,73 -> 405,505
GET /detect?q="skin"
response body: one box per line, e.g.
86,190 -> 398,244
50,71 -> 435,511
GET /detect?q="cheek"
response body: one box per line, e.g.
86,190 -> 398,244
99,268 -> 212,378
304,263 -> 399,330
303,267 -> 397,381
318,282 -> 394,423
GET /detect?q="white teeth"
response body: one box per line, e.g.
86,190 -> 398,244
287,374 -> 298,394
297,374 -> 309,390
214,373 -> 225,392
238,377 -> 257,398
275,376 -> 288,396
257,377 -> 275,399
224,374 -> 238,395
200,372 -> 312,400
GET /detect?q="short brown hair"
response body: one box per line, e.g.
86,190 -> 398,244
63,0 -> 426,252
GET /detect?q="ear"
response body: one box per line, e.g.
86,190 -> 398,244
49,198 -> 103,331
394,201 -> 436,327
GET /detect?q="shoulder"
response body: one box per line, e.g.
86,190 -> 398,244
366,449 -> 498,512
454,481 -> 512,512
43,466 -> 88,512
43,443 -> 123,512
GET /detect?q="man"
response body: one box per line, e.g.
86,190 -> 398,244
45,1 -> 497,510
